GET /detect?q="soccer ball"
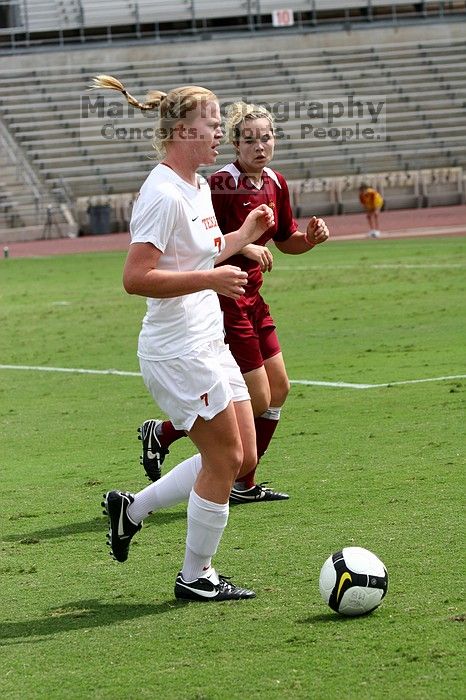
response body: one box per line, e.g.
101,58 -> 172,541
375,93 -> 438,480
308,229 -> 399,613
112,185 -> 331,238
319,546 -> 388,616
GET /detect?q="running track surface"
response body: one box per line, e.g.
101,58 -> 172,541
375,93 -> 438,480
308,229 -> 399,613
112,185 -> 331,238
3,204 -> 466,258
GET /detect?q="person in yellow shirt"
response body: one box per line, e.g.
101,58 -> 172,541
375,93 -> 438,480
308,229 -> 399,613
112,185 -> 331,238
359,183 -> 384,238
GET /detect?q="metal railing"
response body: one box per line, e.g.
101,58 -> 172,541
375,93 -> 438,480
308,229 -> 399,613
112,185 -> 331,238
0,1 -> 464,51
0,115 -> 43,202
0,116 -> 77,231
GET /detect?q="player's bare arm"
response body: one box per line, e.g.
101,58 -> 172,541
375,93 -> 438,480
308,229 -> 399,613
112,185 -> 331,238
123,242 -> 248,300
216,204 -> 274,264
275,216 -> 329,254
240,244 -> 274,272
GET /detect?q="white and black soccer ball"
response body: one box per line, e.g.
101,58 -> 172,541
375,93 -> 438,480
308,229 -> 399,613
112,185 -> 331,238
319,546 -> 388,616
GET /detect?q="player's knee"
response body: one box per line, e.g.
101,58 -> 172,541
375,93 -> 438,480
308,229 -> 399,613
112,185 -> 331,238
223,442 -> 245,479
281,377 -> 291,402
202,438 -> 244,483
271,376 -> 290,407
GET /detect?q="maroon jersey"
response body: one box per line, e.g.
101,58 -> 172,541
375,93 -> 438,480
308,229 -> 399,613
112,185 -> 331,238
208,161 -> 298,297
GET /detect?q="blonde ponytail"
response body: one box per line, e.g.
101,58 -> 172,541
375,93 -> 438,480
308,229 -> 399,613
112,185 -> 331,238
90,75 -> 217,156
89,74 -> 166,111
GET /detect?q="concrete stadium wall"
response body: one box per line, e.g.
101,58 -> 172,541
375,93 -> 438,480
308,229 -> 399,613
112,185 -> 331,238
1,19 -> 466,71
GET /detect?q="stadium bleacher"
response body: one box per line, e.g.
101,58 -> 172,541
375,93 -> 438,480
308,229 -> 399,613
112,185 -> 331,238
0,1 -> 465,239
2,1 -> 465,48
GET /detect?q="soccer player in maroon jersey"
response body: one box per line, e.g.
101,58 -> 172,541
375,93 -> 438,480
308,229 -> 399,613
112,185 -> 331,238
139,101 -> 329,503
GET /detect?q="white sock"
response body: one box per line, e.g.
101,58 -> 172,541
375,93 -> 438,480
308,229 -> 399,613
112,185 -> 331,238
127,453 -> 202,523
181,489 -> 229,582
261,406 -> 281,420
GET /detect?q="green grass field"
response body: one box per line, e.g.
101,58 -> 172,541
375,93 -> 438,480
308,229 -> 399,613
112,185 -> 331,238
0,236 -> 464,699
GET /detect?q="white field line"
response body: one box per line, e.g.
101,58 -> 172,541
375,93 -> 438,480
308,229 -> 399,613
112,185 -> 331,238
0,364 -> 141,377
273,263 -> 466,271
291,375 -> 466,389
0,364 -> 464,389
327,225 -> 466,241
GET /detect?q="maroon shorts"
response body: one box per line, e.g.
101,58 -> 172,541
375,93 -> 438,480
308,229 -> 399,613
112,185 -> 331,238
221,294 -> 281,374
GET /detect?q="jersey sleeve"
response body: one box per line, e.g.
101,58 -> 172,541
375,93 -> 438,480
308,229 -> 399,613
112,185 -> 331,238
130,186 -> 180,251
273,173 -> 299,242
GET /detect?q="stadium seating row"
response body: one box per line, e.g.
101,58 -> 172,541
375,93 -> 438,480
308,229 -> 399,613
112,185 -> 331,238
0,0 -> 462,39
0,28 -> 465,238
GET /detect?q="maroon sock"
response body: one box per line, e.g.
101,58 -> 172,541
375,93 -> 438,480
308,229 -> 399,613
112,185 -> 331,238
158,420 -> 186,448
237,416 -> 279,488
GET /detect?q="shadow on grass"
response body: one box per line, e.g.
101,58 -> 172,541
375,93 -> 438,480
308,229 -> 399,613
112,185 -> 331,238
2,510 -> 186,543
0,597 -> 186,644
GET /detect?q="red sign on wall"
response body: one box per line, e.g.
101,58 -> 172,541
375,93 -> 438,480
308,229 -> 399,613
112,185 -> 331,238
272,8 -> 295,27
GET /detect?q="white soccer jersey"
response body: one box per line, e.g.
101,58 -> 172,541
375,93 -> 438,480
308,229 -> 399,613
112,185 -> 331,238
130,163 -> 225,360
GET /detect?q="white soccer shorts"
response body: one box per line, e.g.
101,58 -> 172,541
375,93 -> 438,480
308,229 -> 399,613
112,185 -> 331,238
139,338 -> 250,431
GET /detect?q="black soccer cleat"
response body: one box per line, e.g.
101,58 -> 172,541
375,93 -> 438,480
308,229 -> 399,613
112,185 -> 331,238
138,419 -> 169,482
229,482 -> 290,504
174,571 -> 256,602
102,490 -> 142,562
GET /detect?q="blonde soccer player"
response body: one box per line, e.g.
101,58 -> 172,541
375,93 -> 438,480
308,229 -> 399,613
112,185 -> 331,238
92,76 -> 274,601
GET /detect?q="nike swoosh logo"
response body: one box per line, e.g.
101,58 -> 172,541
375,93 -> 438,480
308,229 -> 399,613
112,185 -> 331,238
147,431 -> 157,460
192,216 -> 199,221
337,571 -> 352,602
118,498 -> 126,537
177,581 -> 218,598
242,202 -> 251,206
